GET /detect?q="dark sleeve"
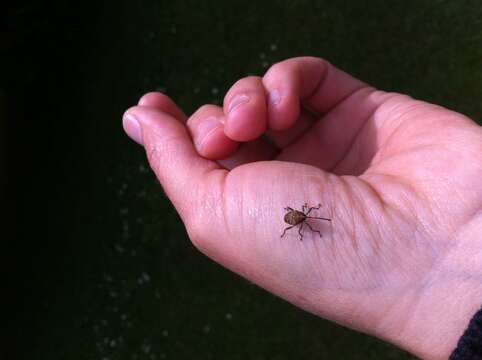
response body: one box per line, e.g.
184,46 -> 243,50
450,305 -> 482,359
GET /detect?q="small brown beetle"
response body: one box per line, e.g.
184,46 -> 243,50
281,203 -> 331,241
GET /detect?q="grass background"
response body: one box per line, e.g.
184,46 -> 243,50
7,0 -> 481,359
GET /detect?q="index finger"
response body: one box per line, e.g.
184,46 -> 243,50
262,57 -> 367,130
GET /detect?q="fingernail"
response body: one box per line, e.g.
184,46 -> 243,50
197,116 -> 221,150
268,89 -> 281,105
228,94 -> 250,113
123,113 -> 144,145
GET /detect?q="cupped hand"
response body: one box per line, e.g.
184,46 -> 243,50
123,57 -> 482,359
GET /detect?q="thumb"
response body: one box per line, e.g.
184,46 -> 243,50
122,105 -> 224,223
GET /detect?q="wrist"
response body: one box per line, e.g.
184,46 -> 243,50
396,277 -> 482,359
389,219 -> 482,359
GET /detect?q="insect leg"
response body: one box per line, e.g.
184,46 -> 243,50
281,225 -> 295,238
298,223 -> 304,241
305,222 -> 322,238
306,203 -> 321,215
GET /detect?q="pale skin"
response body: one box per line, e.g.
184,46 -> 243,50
123,57 -> 482,359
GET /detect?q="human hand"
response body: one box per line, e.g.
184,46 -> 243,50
123,57 -> 482,359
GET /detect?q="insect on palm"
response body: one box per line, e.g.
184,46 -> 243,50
281,203 -> 331,241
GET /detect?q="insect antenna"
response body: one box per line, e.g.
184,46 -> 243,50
306,216 -> 331,221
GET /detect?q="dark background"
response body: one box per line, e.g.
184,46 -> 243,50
6,1 -> 482,359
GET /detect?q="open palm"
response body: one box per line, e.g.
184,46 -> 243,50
124,57 -> 482,359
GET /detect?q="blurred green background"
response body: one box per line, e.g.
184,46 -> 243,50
7,0 -> 481,359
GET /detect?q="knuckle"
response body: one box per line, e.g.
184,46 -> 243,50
239,75 -> 262,84
265,57 -> 326,83
231,75 -> 262,87
189,105 -> 221,125
197,104 -> 219,114
263,60 -> 299,87
140,91 -> 167,103
265,60 -> 290,78
267,57 -> 304,73
225,76 -> 263,102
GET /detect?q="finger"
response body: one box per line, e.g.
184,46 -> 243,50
223,76 -> 267,142
122,105 -> 225,221
217,138 -> 278,170
262,56 -> 367,130
138,92 -> 188,121
187,104 -> 239,160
